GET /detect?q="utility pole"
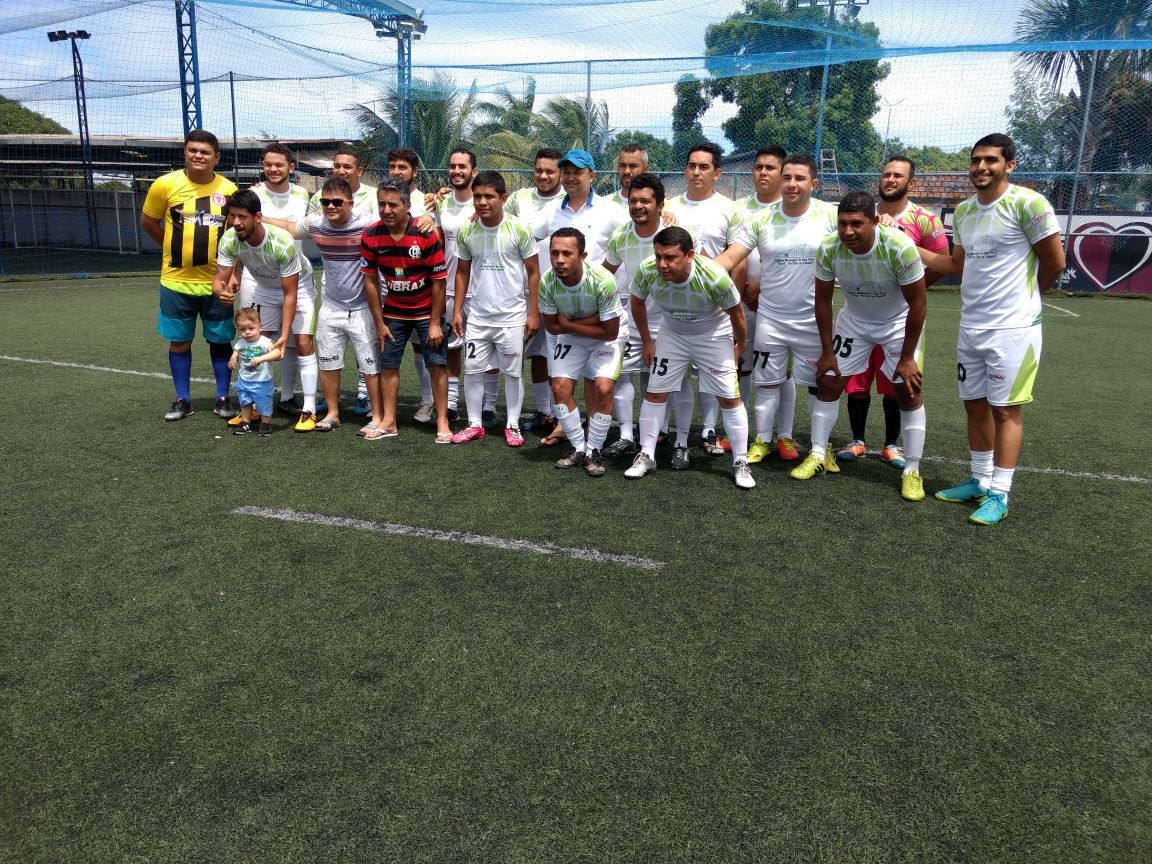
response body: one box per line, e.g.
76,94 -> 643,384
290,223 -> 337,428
47,29 -> 98,248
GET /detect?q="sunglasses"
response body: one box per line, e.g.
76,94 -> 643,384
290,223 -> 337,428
319,197 -> 347,207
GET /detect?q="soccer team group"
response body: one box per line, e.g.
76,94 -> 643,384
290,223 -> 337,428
139,129 -> 1065,525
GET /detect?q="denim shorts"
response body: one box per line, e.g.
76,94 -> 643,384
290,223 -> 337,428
379,316 -> 448,369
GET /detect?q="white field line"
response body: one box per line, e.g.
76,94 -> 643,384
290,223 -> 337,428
5,354 -> 1149,488
0,355 -> 213,384
233,506 -> 666,571
867,451 -> 1152,486
1043,301 -> 1081,317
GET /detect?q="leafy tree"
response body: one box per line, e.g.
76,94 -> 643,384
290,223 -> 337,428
700,0 -> 888,172
884,139 -> 971,172
604,130 -> 677,171
671,76 -> 709,163
0,97 -> 68,134
533,96 -> 613,169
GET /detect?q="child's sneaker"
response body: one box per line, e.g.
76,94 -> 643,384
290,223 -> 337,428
258,422 -> 272,437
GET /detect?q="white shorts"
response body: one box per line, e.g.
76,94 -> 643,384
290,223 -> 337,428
957,324 -> 1042,406
737,304 -> 757,375
465,323 -> 525,377
619,312 -> 646,375
646,325 -> 738,398
832,310 -> 923,381
446,293 -> 470,351
752,314 -> 822,387
246,278 -> 319,337
552,332 -> 622,382
525,324 -> 548,358
316,304 -> 378,373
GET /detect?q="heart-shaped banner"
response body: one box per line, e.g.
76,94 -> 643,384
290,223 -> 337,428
1069,221 -> 1152,292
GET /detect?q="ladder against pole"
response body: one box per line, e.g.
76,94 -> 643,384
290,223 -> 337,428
820,148 -> 842,200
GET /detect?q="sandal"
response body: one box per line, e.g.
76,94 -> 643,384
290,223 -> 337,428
363,426 -> 398,441
315,417 -> 341,432
434,431 -> 453,445
356,421 -> 377,437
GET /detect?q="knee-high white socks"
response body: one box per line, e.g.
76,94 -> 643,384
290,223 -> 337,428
614,374 -> 636,441
776,376 -> 796,439
722,405 -> 749,462
448,376 -> 460,411
464,373 -> 486,428
638,399 -> 664,458
279,343 -> 298,401
504,375 -> 523,429
587,412 -> 613,453
901,405 -> 927,474
297,353 -> 318,413
414,352 -> 433,403
673,378 -> 694,447
554,403 -> 586,452
700,392 -> 719,436
483,371 -> 499,413
754,385 -> 780,443
809,398 -> 840,458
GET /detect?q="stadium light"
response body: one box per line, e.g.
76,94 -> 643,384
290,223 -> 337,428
46,28 -> 98,248
810,0 -> 870,170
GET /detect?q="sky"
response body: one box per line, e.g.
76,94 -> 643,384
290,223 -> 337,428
0,0 -> 1061,154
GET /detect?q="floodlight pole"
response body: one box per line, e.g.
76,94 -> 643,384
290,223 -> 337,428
811,0 -> 866,165
48,29 -> 97,247
176,0 -> 204,134
371,13 -> 426,148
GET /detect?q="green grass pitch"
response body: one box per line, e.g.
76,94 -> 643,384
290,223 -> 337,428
1,277 -> 1150,863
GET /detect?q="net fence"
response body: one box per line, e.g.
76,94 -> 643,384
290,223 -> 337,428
2,0 -> 1151,292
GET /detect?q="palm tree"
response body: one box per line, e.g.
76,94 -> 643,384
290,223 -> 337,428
533,95 -> 614,170
345,72 -> 480,175
472,79 -> 538,140
1014,0 -> 1152,203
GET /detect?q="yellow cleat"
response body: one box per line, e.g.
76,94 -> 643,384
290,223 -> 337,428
900,469 -> 925,502
789,451 -> 827,480
294,411 -> 317,433
824,448 -> 840,474
227,412 -> 246,427
747,436 -> 771,464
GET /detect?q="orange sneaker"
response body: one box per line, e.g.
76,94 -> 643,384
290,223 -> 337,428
775,436 -> 800,461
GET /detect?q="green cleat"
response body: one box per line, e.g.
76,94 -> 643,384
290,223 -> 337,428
790,451 -> 827,480
900,470 -> 925,502
747,436 -> 771,464
935,476 -> 989,503
969,491 -> 1009,525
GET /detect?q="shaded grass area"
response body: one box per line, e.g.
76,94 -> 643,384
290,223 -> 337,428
1,280 -> 1150,863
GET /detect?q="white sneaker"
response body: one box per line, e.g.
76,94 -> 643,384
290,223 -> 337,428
413,400 -> 434,424
733,459 -> 756,490
624,452 -> 657,479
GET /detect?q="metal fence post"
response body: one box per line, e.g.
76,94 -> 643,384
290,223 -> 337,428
1065,49 -> 1098,254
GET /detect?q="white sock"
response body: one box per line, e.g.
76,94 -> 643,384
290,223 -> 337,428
971,450 -> 994,488
464,373 -> 485,428
297,353 -> 318,413
900,405 -> 927,473
587,412 -> 613,453
809,398 -> 840,458
721,405 -> 749,462
504,374 -> 523,427
673,378 -> 694,447
754,385 -> 780,444
554,403 -> 586,452
638,399 -> 663,458
447,376 -> 459,411
776,376 -> 796,439
990,466 -> 1014,501
357,369 -> 368,400
279,343 -> 298,400
414,352 -> 433,402
700,391 -> 719,437
614,375 -> 636,440
532,381 -> 553,416
483,372 -> 499,412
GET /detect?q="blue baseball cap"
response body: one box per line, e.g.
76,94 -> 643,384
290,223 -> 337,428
559,148 -> 596,171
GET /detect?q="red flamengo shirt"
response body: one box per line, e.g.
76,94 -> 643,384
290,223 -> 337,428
359,218 -> 447,320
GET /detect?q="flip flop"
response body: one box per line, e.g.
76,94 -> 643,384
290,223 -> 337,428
364,426 -> 398,441
356,421 -> 377,437
435,431 -> 453,445
315,418 -> 341,432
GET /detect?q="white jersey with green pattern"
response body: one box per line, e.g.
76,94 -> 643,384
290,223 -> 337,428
307,183 -> 377,219
631,255 -> 740,337
506,186 -> 563,223
249,184 -> 313,291
734,195 -> 778,287
455,214 -> 538,327
734,198 -> 837,321
952,184 -> 1060,329
435,192 -> 475,297
218,224 -> 306,302
538,262 -> 623,324
666,192 -> 743,257
816,225 -> 925,325
604,222 -> 659,301
604,189 -> 628,210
